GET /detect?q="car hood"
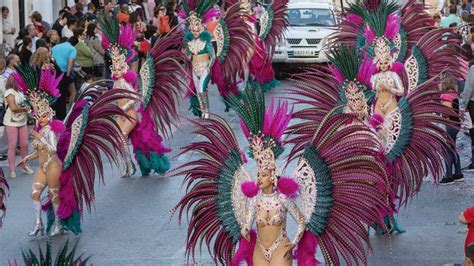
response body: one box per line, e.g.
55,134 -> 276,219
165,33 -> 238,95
285,26 -> 334,38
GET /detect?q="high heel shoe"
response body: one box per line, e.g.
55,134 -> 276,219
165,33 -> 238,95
50,219 -> 64,237
28,220 -> 44,237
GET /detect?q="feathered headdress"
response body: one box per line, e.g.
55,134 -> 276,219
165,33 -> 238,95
226,83 -> 292,171
11,65 -> 62,119
179,0 -> 219,30
98,11 -> 137,63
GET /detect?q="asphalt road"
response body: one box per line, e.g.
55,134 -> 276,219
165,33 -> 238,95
0,81 -> 472,265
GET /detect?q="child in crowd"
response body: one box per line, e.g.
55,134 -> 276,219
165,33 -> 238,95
79,74 -> 94,93
440,75 -> 465,184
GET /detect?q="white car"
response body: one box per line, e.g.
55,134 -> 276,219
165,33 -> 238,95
273,1 -> 336,64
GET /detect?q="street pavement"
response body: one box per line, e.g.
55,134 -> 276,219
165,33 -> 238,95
0,81 -> 472,265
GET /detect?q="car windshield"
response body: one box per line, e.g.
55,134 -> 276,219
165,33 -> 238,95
288,8 -> 335,27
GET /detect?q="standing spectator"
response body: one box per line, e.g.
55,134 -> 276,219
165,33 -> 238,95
70,0 -> 82,15
2,6 -> 15,48
52,9 -> 68,39
75,3 -> 85,19
73,27 -> 94,74
62,15 -> 77,39
432,14 -> 442,27
447,23 -> 463,49
146,0 -> 156,23
31,47 -> 54,70
439,75 -> 464,184
441,6 -> 462,28
46,30 -> 61,48
30,11 -> 51,36
85,23 -> 104,76
461,11 -> 472,44
85,3 -> 98,22
104,0 -> 118,16
153,5 -> 170,35
51,37 -> 78,120
4,76 -> 32,178
18,37 -> 33,65
130,0 -> 142,13
117,4 -> 131,24
461,62 -> 474,171
0,59 -> 8,161
466,0 -> 473,13
4,54 -> 19,78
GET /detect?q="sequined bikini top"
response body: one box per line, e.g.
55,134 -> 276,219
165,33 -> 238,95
255,193 -> 285,227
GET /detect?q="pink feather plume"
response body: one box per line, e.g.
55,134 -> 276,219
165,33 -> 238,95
364,25 -> 376,44
296,231 -> 321,266
241,181 -> 259,198
277,176 -> 299,199
329,64 -> 345,84
384,13 -> 400,40
357,56 -> 377,86
262,98 -> 293,142
231,230 -> 256,266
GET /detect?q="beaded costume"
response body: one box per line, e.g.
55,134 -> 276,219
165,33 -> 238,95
173,83 -> 392,265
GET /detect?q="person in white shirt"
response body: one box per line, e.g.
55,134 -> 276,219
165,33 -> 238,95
61,15 -> 77,39
2,6 -> 15,48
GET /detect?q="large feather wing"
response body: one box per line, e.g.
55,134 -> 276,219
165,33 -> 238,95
0,168 -> 8,229
215,3 -> 255,86
294,112 -> 390,265
56,89 -> 139,233
140,31 -> 187,137
387,77 -> 459,205
259,0 -> 289,53
404,28 -> 468,94
172,115 -> 250,265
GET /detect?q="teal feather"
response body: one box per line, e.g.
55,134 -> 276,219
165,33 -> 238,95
136,150 -> 152,176
215,149 -> 243,243
218,18 -> 230,63
189,96 -> 202,117
45,204 -> 55,233
259,6 -> 275,39
387,97 -> 413,162
396,27 -> 408,62
63,106 -> 90,170
302,145 -> 334,236
141,54 -> 156,109
150,152 -> 170,174
411,44 -> 428,86
61,210 -> 82,234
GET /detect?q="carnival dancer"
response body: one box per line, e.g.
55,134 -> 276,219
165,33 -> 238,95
99,12 -> 185,176
13,64 -> 135,235
12,66 -> 65,237
239,0 -> 288,92
172,84 -> 391,265
180,0 -> 254,117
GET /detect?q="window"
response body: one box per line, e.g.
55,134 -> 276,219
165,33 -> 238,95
288,8 -> 336,27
